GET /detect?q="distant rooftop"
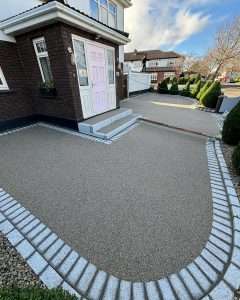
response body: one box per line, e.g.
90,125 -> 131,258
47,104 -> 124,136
125,50 -> 183,61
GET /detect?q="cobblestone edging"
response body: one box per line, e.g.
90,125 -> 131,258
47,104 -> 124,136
0,139 -> 239,300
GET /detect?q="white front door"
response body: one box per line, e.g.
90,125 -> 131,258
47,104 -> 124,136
72,35 -> 116,119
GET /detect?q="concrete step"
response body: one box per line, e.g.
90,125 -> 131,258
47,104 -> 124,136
95,114 -> 141,140
78,108 -> 132,135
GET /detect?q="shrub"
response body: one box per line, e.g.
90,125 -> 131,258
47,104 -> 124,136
158,78 -> 169,94
196,80 -> 212,100
200,81 -> 221,108
181,80 -> 191,97
0,288 -> 77,300
191,80 -> 201,99
169,81 -> 179,95
178,77 -> 187,85
194,74 -> 201,84
222,101 -> 240,145
232,144 -> 240,175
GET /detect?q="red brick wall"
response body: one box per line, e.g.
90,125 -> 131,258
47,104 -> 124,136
0,41 -> 33,122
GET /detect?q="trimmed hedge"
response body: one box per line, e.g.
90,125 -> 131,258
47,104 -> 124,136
196,80 -> 212,100
0,288 -> 77,300
200,81 -> 221,108
232,144 -> 240,175
169,81 -> 179,95
181,80 -> 191,97
222,101 -> 240,145
158,78 -> 169,94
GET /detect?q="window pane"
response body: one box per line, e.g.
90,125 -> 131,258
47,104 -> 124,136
107,49 -> 114,84
109,2 -> 116,15
0,77 -> 3,85
100,6 -> 108,24
39,56 -> 53,83
100,0 -> 107,7
36,40 -> 47,53
75,41 -> 89,86
90,0 -> 99,20
109,12 -> 116,28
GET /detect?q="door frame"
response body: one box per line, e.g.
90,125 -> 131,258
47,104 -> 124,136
71,34 -> 116,120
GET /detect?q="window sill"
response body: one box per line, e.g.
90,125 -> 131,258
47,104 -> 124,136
0,89 -> 15,95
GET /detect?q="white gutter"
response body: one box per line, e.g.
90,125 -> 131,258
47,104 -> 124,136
0,30 -> 16,43
0,1 -> 130,45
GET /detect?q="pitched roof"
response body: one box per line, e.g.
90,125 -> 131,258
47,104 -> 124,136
0,0 -> 129,38
125,50 -> 183,61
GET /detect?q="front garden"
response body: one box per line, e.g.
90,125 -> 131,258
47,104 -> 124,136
158,74 -> 222,110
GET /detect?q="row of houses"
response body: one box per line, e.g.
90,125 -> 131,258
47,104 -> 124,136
0,0 -> 184,133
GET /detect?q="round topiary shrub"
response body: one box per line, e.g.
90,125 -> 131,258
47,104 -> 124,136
191,80 -> 201,99
0,288 -> 78,300
181,80 -> 191,97
196,80 -> 212,100
158,78 -> 169,94
232,144 -> 240,175
169,81 -> 179,95
222,101 -> 240,145
200,81 -> 221,108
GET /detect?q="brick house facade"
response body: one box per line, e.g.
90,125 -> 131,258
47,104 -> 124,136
0,0 -> 130,132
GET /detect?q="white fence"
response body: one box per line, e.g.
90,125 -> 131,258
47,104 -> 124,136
219,96 -> 240,113
128,72 -> 151,94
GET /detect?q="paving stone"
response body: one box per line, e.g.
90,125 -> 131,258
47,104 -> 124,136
169,274 -> 191,300
224,264 -> 240,289
88,271 -> 107,300
179,268 -> 203,299
16,239 -> 35,259
62,282 -> 81,299
211,184 -> 225,192
227,187 -> 237,197
223,173 -> 231,180
51,244 -> 71,268
5,204 -> 21,216
0,200 -> 17,212
233,217 -> 240,231
213,198 -> 228,207
77,263 -> 97,294
132,282 -> 145,300
27,252 -> 48,275
210,281 -> 233,300
21,219 -> 40,234
213,222 -> 232,235
230,195 -> 240,207
232,247 -> 240,267
201,296 -> 211,300
0,198 -> 14,209
205,241 -> 228,263
225,179 -> 234,187
6,228 -> 24,246
209,235 -> 231,253
213,209 -> 230,220
38,233 -> 58,252
32,228 -> 51,246
0,213 -> 6,223
58,250 -> 79,276
232,206 -> 240,218
118,280 -> 131,300
16,214 -> 35,230
212,193 -> 227,200
40,265 -> 63,288
27,223 -> 46,240
101,275 -> 119,300
8,207 -> 25,219
145,281 -> 160,300
212,189 -> 226,196
213,215 -> 231,228
195,257 -> 218,283
158,278 -> 176,300
234,231 -> 240,248
67,257 -> 88,286
211,228 -> 232,244
12,210 -> 30,224
0,220 -> 14,234
201,249 -> 225,272
213,203 -> 229,213
44,239 -> 64,260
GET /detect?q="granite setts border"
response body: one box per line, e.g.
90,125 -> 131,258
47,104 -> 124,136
0,139 -> 239,300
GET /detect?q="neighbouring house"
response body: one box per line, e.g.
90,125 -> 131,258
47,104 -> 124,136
124,49 -> 184,84
0,0 -> 131,132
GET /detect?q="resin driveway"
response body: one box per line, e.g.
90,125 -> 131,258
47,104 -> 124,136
0,123 -> 212,282
122,93 -> 219,137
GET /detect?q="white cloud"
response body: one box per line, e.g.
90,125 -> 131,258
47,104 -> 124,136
125,0 -> 211,52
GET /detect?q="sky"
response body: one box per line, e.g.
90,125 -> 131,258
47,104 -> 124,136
0,0 -> 239,57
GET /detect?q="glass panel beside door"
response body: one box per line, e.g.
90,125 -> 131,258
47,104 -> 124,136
74,40 -> 89,87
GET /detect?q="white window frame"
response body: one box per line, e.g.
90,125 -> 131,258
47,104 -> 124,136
32,37 -> 52,83
90,0 -> 117,28
0,66 -> 9,91
151,73 -> 158,82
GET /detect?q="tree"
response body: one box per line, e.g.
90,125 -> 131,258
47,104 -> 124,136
208,16 -> 240,79
200,81 -> 221,108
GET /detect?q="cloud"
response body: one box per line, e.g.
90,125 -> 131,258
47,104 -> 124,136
125,0 -> 211,52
